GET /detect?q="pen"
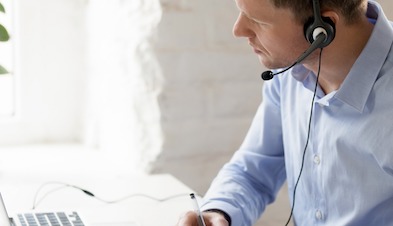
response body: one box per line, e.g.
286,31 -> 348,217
190,193 -> 207,226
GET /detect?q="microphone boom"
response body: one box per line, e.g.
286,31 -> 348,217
261,32 -> 326,81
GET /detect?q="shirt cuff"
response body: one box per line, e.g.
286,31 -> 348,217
201,200 -> 243,226
204,209 -> 231,225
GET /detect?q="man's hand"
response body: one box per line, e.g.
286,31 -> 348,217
176,210 -> 229,226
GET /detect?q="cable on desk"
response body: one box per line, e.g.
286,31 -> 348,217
32,181 -> 193,210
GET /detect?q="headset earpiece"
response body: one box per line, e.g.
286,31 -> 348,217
304,16 -> 335,47
304,0 -> 336,48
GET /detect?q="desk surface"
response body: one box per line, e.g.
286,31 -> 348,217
0,171 -> 194,226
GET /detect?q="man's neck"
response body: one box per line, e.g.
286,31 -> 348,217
305,16 -> 374,94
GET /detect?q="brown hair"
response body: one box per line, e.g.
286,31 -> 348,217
271,0 -> 365,25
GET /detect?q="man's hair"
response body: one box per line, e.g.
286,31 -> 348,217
271,0 -> 365,25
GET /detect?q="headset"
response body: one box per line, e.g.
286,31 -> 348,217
261,0 -> 336,81
304,0 -> 335,48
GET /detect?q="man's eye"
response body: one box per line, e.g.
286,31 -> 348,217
252,19 -> 266,25
248,16 -> 266,25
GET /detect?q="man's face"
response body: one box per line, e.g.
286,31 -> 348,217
233,0 -> 313,69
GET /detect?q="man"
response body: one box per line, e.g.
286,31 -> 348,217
177,0 -> 393,225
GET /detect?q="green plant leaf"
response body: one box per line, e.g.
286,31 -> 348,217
0,3 -> 5,13
0,3 -> 9,75
0,64 -> 8,74
0,24 -> 9,41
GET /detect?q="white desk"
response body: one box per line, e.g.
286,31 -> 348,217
0,171 -> 194,226
0,145 -> 197,225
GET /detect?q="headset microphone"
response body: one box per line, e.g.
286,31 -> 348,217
261,0 -> 336,81
261,32 -> 327,81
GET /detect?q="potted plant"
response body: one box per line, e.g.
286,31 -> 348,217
0,1 -> 10,74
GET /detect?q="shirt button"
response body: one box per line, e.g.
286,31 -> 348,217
315,210 -> 323,220
313,155 -> 321,165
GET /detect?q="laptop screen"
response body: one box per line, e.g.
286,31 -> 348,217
0,193 -> 12,226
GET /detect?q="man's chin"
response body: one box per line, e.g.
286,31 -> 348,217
259,60 -> 281,70
258,56 -> 293,70
257,56 -> 271,68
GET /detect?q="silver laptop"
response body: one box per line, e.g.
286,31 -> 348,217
0,193 -> 88,226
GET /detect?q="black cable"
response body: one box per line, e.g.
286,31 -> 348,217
284,48 -> 323,226
32,181 -> 191,210
33,182 -> 78,209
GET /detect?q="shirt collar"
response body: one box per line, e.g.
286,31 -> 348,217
335,1 -> 393,112
291,1 -> 393,112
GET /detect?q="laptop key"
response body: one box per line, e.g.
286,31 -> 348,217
24,213 -> 38,226
56,212 -> 72,226
36,213 -> 50,226
17,214 -> 28,226
44,213 -> 60,226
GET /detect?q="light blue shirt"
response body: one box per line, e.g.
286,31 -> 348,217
201,1 -> 393,225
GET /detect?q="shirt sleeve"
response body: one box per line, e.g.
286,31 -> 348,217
200,79 -> 287,226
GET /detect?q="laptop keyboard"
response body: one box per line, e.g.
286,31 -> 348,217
16,211 -> 85,226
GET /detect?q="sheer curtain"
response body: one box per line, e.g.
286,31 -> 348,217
83,0 -> 164,171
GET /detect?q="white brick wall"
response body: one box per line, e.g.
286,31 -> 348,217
149,0 -> 263,193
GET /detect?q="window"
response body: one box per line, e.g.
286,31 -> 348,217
0,0 -> 162,175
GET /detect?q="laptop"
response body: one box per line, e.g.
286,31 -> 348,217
0,192 -> 88,226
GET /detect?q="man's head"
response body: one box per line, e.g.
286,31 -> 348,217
270,0 -> 366,25
233,0 -> 369,69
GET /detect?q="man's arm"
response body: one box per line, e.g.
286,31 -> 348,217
200,79 -> 287,226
